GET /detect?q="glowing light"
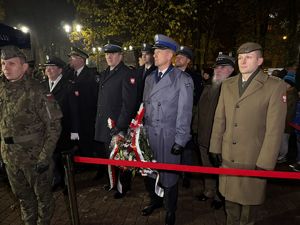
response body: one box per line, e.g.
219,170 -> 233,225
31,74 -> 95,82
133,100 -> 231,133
64,24 -> 71,33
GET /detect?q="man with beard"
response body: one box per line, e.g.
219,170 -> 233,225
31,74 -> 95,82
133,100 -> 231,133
193,53 -> 235,209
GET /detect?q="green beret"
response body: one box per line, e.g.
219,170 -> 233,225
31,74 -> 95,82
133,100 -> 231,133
0,45 -> 26,60
237,42 -> 262,54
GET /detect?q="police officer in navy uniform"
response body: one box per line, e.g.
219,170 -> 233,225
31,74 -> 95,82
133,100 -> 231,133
94,42 -> 138,198
143,35 -> 194,225
67,47 -> 99,157
136,43 -> 156,106
175,46 -> 203,105
175,46 -> 203,188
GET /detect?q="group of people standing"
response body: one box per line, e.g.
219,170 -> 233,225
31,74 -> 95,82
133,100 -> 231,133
0,33 -> 289,225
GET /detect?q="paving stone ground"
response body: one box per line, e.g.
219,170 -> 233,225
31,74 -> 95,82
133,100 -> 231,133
0,164 -> 299,225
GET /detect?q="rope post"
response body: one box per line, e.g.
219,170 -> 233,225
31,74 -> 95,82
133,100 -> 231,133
62,150 -> 80,225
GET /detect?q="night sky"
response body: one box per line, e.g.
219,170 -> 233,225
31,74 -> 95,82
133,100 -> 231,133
3,0 -> 75,46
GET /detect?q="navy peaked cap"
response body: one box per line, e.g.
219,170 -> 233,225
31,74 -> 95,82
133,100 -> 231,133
44,56 -> 66,68
176,46 -> 194,60
103,43 -> 122,53
153,34 -> 178,52
141,43 -> 153,53
214,54 -> 235,67
68,47 -> 89,59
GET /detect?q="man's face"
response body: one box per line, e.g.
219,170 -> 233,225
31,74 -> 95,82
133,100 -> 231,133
238,51 -> 263,75
141,52 -> 153,64
105,52 -> 122,67
213,65 -> 234,82
1,57 -> 28,81
175,54 -> 190,68
45,66 -> 62,81
153,49 -> 173,68
69,55 -> 84,69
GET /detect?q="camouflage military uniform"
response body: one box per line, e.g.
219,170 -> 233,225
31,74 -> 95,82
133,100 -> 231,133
0,74 -> 62,225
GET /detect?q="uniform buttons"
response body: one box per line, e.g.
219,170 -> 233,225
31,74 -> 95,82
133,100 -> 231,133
101,85 -> 104,88
234,123 -> 238,127
231,159 -> 235,162
156,119 -> 160,122
233,141 -> 237,144
236,104 -> 240,108
158,102 -> 161,106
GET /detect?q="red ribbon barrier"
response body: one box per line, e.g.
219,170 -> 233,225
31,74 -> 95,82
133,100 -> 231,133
73,156 -> 300,180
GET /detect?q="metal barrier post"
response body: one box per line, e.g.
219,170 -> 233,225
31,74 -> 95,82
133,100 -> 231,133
62,151 -> 80,225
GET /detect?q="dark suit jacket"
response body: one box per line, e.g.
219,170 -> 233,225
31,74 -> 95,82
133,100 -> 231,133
95,61 -> 138,143
70,66 -> 99,143
185,68 -> 203,106
41,75 -> 78,151
136,64 -> 156,107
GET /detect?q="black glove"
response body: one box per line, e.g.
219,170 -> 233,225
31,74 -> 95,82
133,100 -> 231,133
209,153 -> 222,167
110,127 -> 120,137
171,143 -> 184,155
35,161 -> 49,174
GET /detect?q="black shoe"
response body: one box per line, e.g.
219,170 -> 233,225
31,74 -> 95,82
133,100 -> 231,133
114,191 -> 126,199
211,199 -> 223,209
165,212 -> 175,225
196,193 -> 210,201
141,203 -> 163,216
103,184 -> 111,191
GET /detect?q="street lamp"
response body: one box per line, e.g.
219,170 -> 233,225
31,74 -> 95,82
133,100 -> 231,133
20,25 -> 30,33
63,24 -> 71,33
75,24 -> 82,32
282,35 -> 287,40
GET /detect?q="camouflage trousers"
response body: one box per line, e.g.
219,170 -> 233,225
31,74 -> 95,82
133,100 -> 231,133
5,162 -> 54,225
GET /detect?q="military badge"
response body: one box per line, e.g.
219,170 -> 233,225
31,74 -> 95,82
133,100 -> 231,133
130,78 -> 135,85
74,91 -> 80,96
282,95 -> 287,103
46,93 -> 54,100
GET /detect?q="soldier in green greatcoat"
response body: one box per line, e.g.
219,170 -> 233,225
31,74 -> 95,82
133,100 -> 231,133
0,45 -> 62,225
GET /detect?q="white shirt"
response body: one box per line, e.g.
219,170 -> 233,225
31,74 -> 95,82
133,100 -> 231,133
76,66 -> 84,76
49,74 -> 63,92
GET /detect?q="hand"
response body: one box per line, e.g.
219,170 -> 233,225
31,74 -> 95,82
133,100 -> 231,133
70,133 -> 80,140
209,153 -> 222,167
35,161 -> 49,174
171,143 -> 184,155
110,127 -> 120,137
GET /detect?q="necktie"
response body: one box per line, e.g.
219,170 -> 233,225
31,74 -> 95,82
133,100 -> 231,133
50,81 -> 54,89
74,71 -> 78,77
158,72 -> 163,81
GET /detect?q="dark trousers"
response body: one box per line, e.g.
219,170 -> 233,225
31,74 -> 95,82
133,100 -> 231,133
144,176 -> 178,213
144,176 -> 164,206
164,183 -> 178,213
